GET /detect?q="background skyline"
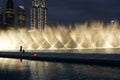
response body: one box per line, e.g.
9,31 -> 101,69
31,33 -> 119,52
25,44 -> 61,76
0,0 -> 120,27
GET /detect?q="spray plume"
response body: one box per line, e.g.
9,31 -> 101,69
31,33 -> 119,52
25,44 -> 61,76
0,22 -> 120,51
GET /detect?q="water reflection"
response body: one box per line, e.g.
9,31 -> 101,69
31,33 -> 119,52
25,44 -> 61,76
0,58 -> 120,80
29,61 -> 120,80
0,58 -> 30,80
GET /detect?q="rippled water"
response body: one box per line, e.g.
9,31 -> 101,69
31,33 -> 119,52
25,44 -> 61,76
0,58 -> 120,80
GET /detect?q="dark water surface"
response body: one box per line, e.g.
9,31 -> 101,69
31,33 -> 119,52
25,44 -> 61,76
0,58 -> 120,80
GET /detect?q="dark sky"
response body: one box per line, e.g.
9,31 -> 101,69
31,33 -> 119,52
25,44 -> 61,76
1,0 -> 120,27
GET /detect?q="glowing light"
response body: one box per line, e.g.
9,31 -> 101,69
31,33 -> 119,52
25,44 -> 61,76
0,22 -> 120,51
33,53 -> 38,56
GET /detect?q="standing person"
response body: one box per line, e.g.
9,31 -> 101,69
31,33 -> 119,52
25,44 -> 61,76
23,49 -> 25,53
20,46 -> 22,52
19,46 -> 23,62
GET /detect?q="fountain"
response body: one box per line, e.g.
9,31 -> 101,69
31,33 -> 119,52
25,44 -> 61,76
0,22 -> 120,51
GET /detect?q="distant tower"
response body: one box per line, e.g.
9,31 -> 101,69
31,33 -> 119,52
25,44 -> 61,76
17,6 -> 26,28
5,0 -> 14,28
31,0 -> 48,30
0,7 -> 3,28
41,0 -> 48,28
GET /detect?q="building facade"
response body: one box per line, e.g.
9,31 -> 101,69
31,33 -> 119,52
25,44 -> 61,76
31,0 -> 47,30
0,7 -> 3,28
17,6 -> 26,28
5,0 -> 14,28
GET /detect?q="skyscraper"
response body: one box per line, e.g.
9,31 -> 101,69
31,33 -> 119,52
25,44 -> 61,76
40,0 -> 48,28
17,6 -> 26,28
31,0 -> 48,30
0,7 -> 3,28
5,0 -> 14,28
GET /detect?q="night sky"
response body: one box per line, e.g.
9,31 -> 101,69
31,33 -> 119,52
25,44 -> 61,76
0,0 -> 120,27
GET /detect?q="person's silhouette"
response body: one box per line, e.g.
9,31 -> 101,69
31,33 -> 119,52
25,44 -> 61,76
20,46 -> 22,52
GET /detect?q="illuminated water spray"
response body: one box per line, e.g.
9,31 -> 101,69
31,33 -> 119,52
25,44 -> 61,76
0,22 -> 120,51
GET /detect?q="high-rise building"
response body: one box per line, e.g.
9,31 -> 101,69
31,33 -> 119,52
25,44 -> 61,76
31,0 -> 48,30
5,0 -> 14,28
17,6 -> 26,28
40,0 -> 48,28
0,7 -> 3,28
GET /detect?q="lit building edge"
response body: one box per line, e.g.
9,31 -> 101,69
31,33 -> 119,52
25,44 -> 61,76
31,0 -> 48,30
5,0 -> 15,28
17,6 -> 26,28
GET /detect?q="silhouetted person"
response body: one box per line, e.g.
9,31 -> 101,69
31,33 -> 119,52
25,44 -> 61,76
20,46 -> 22,52
23,49 -> 25,53
20,46 -> 23,62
